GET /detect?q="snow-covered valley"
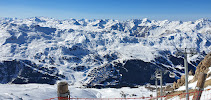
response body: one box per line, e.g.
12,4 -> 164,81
0,17 -> 211,99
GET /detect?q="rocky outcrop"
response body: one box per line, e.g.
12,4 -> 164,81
191,52 -> 211,82
173,52 -> 211,90
189,69 -> 194,75
173,81 -> 179,89
173,70 -> 195,89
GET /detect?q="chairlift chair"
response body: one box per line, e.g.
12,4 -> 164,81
169,72 -> 175,78
156,73 -> 161,79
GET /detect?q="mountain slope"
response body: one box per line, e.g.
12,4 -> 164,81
0,17 -> 211,87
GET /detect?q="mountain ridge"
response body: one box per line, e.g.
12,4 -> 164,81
0,17 -> 211,87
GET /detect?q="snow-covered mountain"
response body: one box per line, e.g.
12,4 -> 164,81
0,17 -> 211,87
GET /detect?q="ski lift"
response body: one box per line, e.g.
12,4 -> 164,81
169,72 -> 175,78
164,70 -> 168,75
156,73 -> 161,79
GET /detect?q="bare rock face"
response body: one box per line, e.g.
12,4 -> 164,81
189,70 -> 194,75
173,52 -> 211,89
207,72 -> 211,78
173,81 -> 179,89
173,75 -> 185,89
191,52 -> 211,82
177,79 -> 181,86
180,75 -> 186,86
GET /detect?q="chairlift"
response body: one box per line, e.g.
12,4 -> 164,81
164,70 -> 168,75
156,73 -> 161,79
169,72 -> 175,78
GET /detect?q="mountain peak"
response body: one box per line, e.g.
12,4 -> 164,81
142,18 -> 151,23
196,18 -> 210,23
0,17 -> 210,88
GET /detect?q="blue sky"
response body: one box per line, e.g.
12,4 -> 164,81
0,0 -> 211,21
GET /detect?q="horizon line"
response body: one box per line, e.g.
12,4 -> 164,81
0,16 -> 211,22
